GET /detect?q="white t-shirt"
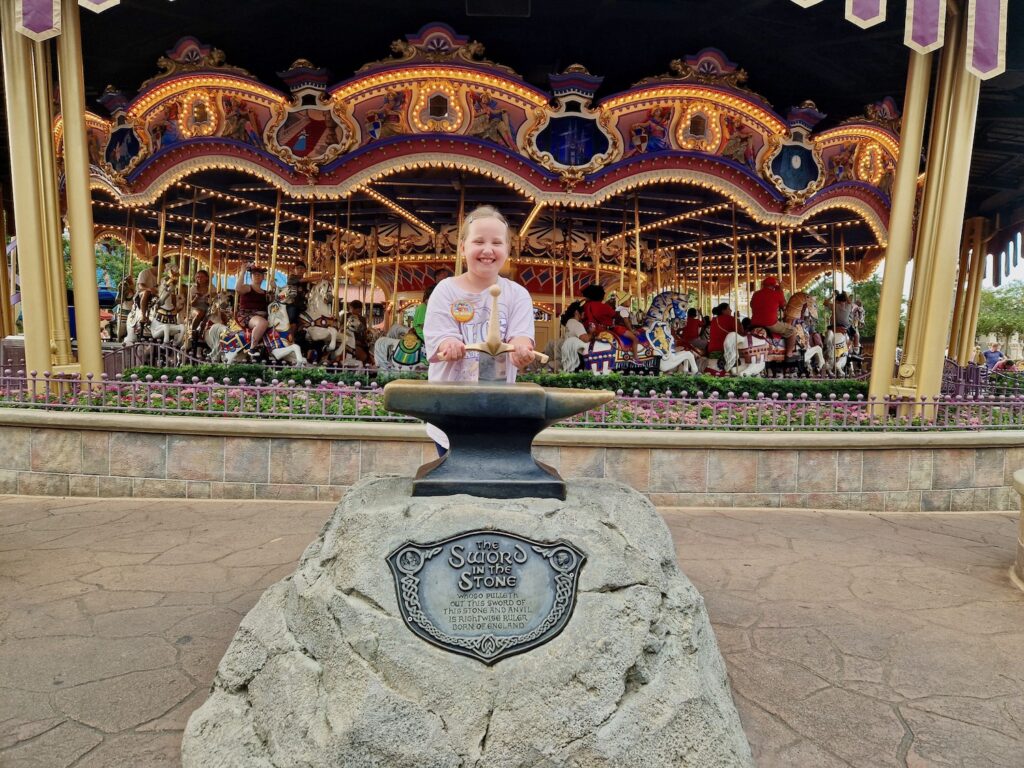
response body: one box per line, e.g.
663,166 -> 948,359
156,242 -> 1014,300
563,317 -> 587,340
423,276 -> 534,448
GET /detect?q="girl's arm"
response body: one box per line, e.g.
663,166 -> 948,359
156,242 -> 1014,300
423,282 -> 465,362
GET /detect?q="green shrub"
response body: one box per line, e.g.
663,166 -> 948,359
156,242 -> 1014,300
124,365 -> 867,398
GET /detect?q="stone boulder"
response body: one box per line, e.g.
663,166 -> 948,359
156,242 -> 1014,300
182,476 -> 752,767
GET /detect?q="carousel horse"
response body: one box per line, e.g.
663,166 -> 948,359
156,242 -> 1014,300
374,324 -> 426,371
824,328 -> 850,376
147,276 -> 187,346
108,275 -> 135,342
263,303 -> 306,366
298,280 -> 340,356
577,291 -> 697,374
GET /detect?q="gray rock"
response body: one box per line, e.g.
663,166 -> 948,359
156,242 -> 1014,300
183,476 -> 753,767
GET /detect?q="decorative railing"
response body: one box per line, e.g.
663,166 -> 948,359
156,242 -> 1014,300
2,371 -> 1022,432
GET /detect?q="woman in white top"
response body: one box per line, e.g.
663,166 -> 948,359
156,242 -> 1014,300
559,300 -> 590,372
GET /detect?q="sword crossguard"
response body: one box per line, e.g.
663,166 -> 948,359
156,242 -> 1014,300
464,284 -> 549,364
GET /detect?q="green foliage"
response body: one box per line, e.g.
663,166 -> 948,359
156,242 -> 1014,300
62,234 -> 146,291
125,364 -> 868,398
975,282 -> 1024,343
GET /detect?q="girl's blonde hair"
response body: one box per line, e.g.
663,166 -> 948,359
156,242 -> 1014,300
459,205 -> 509,246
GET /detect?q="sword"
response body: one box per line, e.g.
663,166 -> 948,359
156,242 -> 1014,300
463,284 -> 548,380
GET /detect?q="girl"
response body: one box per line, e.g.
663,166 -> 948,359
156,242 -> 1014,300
423,205 -> 536,453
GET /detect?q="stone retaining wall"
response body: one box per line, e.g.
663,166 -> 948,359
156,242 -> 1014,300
0,411 -> 1021,512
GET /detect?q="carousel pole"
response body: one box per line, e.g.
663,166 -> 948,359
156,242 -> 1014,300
697,235 -> 704,315
633,192 -> 642,308
368,226 -> 378,325
184,187 -> 198,284
839,228 -> 846,292
744,243 -> 751,315
775,225 -> 783,288
125,208 -> 134,281
1,0 -> 53,373
333,201 -> 348,317
788,231 -> 797,294
389,218 -> 401,330
730,204 -> 739,310
31,39 -> 72,365
56,0 -> 101,376
207,203 -> 217,289
594,213 -> 601,284
618,204 -> 626,295
654,235 -> 661,297
156,196 -> 167,278
567,215 -> 575,308
869,50 -> 932,401
267,191 -> 283,294
454,184 -> 465,275
948,223 -> 971,359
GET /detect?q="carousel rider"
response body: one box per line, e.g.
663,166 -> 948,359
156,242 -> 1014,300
344,299 -> 373,364
707,302 -> 742,359
188,269 -> 212,343
281,267 -> 309,344
135,256 -> 160,318
581,283 -> 648,360
749,276 -> 797,359
831,291 -> 858,350
235,263 -> 271,359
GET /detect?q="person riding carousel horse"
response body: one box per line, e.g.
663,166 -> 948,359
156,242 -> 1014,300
235,263 -> 271,362
581,283 -> 650,362
749,276 -> 797,360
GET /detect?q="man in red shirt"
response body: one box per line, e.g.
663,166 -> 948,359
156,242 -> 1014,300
707,303 -> 741,355
749,276 -> 796,357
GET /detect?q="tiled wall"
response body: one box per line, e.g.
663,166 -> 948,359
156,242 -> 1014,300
0,424 -> 1021,512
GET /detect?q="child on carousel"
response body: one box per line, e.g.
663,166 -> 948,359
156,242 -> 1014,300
580,283 -> 647,360
423,205 -> 536,456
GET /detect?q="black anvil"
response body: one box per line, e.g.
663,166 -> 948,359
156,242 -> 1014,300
383,380 -> 613,500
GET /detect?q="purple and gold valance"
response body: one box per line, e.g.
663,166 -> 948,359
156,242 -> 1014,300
793,0 -> 1009,79
14,0 -> 118,42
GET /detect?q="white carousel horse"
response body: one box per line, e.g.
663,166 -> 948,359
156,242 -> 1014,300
148,280 -> 187,346
824,328 -> 850,376
722,331 -> 770,377
298,280 -> 340,354
108,276 -> 135,342
263,303 -> 306,366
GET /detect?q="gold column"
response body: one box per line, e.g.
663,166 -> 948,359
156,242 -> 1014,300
0,190 -> 13,336
902,8 -> 963,370
914,13 -> 982,402
867,50 -> 933,402
32,39 -> 73,365
56,0 -> 101,377
1,4 -> 53,373
947,222 -> 972,359
958,218 -> 987,363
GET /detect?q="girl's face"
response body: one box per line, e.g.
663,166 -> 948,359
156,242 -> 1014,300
461,217 -> 508,284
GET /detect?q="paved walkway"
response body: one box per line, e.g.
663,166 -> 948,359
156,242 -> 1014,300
1,495 -> 1022,767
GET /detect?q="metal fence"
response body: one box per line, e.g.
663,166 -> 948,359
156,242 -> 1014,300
2,370 -> 1023,431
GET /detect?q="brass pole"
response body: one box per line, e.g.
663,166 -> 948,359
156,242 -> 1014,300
775,225 -> 783,286
156,196 -> 167,278
745,243 -> 752,315
594,213 -> 601,284
56,0 -> 100,376
868,50 -> 933,402
788,231 -> 797,294
390,231 -> 401,330
567,215 -> 575,309
0,2 -> 50,372
839,229 -> 846,292
125,208 -> 134,280
268,190 -> 283,290
697,235 -> 704,315
207,203 -> 217,287
183,186 -> 198,286
368,227 -> 378,325
32,39 -> 72,364
633,192 -> 642,304
333,201 -> 347,316
454,184 -> 465,275
618,203 -> 626,295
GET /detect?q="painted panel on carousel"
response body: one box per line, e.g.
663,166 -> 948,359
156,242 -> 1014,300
762,102 -> 826,203
620,106 -> 675,157
524,67 -> 617,176
98,88 -> 148,178
815,97 -> 900,198
466,90 -> 521,150
265,60 -> 354,175
138,36 -> 259,91
358,90 -> 412,144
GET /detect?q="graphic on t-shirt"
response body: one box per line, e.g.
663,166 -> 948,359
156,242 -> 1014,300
450,300 -> 475,323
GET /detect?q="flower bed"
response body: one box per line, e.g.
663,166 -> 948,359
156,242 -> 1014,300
2,371 -> 1022,431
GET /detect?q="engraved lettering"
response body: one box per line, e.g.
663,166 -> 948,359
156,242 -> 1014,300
448,545 -> 466,568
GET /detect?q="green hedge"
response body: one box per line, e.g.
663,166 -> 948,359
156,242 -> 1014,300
123,364 -> 869,398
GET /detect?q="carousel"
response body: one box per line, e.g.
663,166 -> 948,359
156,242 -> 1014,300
60,24 -> 895,376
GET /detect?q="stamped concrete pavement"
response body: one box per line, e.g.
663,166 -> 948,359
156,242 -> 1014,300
1,494 -> 1022,767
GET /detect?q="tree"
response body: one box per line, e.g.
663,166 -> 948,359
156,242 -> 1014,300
975,282 -> 1024,343
62,234 -> 147,291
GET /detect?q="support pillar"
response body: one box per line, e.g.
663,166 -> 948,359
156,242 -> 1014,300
947,226 -> 972,359
0,188 -> 13,337
913,14 -> 982,402
31,39 -> 73,366
958,218 -> 987,364
1,2 -> 53,374
901,8 -> 963,371
57,0 -> 102,379
868,50 -> 932,402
